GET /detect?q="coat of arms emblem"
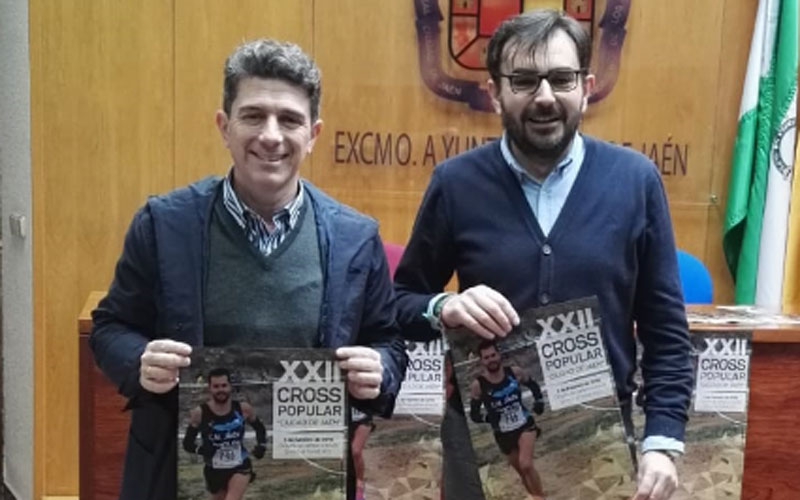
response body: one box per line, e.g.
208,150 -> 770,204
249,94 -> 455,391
414,0 -> 629,111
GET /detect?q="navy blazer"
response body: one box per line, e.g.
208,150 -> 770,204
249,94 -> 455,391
91,177 -> 407,500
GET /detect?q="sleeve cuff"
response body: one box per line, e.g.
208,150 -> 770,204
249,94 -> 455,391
422,292 -> 455,332
641,435 -> 685,455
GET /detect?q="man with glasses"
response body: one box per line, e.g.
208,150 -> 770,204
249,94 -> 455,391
394,9 -> 692,500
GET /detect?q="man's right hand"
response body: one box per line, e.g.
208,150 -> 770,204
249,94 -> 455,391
440,285 -> 519,339
139,339 -> 192,394
252,444 -> 266,460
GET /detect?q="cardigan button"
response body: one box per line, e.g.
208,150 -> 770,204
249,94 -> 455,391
540,292 -> 551,305
542,244 -> 552,256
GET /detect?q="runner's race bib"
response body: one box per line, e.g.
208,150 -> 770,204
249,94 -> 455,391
212,443 -> 243,469
498,403 -> 526,433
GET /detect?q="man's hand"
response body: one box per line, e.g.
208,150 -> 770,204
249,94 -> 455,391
632,451 -> 678,500
336,346 -> 383,400
139,339 -> 192,394
440,285 -> 519,339
198,442 -> 215,460
252,444 -> 266,460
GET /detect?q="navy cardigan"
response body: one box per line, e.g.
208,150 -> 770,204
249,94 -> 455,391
91,177 -> 407,500
395,136 -> 693,441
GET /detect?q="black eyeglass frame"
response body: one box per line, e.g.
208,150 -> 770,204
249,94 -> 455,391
496,68 -> 589,95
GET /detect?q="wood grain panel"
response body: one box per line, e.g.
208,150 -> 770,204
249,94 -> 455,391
315,189 -> 425,246
173,0 -> 314,186
79,294 -> 129,500
313,0 -> 737,205
28,1 -> 46,498
79,335 -> 128,500
609,0 -> 733,203
29,0 -> 46,496
670,203 -> 711,261
77,292 -> 106,337
29,0 -> 174,495
310,0 -> 501,191
740,342 -> 800,499
584,1 -> 725,204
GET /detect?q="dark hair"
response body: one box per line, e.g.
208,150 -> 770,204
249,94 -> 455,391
486,9 -> 591,84
222,39 -> 321,121
207,367 -> 231,383
477,340 -> 499,356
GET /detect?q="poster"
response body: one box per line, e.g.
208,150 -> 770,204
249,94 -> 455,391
447,297 -> 637,500
178,347 -> 347,500
629,315 -> 754,500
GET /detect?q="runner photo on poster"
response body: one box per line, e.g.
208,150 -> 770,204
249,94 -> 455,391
178,347 -> 348,500
447,297 -> 637,500
469,340 -> 547,496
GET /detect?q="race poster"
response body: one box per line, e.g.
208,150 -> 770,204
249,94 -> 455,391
178,347 -> 347,500
630,323 -> 753,500
447,297 -> 637,500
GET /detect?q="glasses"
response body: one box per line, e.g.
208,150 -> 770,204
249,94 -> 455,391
498,68 -> 587,94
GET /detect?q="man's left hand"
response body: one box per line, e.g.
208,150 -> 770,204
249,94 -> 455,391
336,346 -> 383,400
632,451 -> 678,500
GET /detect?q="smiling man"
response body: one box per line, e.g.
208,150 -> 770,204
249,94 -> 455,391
91,39 -> 407,500
394,9 -> 693,500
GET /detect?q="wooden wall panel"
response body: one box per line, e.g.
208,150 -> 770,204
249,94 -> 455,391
310,0 -> 501,191
584,1 -> 725,204
29,0 -> 174,496
29,1 -> 46,497
671,205 -> 711,261
321,189 -> 425,246
174,0 -> 314,186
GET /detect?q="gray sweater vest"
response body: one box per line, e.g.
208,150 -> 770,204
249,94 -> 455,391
203,195 -> 323,347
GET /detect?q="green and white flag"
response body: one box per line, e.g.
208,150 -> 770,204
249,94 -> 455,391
723,0 -> 798,305
756,0 -> 797,308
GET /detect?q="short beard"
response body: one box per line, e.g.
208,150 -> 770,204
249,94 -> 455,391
212,393 -> 230,404
502,107 -> 579,164
486,361 -> 502,374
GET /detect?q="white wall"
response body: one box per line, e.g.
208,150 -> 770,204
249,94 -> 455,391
0,0 -> 34,498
